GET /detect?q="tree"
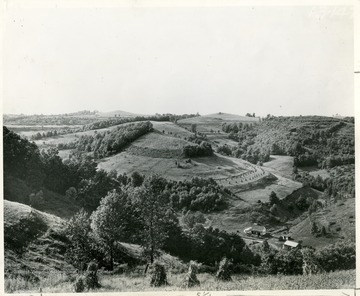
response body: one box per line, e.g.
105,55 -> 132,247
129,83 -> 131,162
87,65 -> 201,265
191,124 -> 197,133
131,171 -> 144,187
311,222 -> 319,235
90,190 -> 134,270
269,191 -> 279,205
130,175 -> 171,264
65,209 -> 93,270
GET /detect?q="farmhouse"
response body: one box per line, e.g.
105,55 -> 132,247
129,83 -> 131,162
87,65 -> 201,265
282,240 -> 299,250
244,225 -> 266,236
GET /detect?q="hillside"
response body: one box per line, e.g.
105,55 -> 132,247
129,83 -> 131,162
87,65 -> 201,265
3,113 -> 355,293
4,200 -> 75,289
288,197 -> 355,248
177,112 -> 259,133
4,175 -> 82,219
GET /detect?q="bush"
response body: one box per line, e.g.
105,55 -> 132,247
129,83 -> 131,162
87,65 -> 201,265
315,241 -> 355,272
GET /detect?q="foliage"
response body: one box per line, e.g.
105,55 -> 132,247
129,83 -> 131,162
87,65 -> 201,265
183,141 -> 213,157
73,121 -> 153,158
269,191 -> 279,205
64,209 -> 94,270
3,126 -> 45,190
185,225 -> 254,266
90,190 -> 137,270
183,211 -> 206,229
221,116 -> 354,169
130,175 -> 176,263
4,211 -> 48,253
314,241 -> 355,272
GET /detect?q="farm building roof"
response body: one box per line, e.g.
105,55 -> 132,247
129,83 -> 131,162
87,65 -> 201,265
284,240 -> 299,248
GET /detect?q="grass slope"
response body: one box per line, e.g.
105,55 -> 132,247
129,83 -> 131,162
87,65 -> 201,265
289,198 -> 355,248
178,113 -> 259,133
98,149 -> 261,182
9,269 -> 355,293
4,200 -> 76,293
4,175 -> 81,219
126,132 -> 196,159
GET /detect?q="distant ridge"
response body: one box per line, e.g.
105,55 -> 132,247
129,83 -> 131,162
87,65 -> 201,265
203,112 -> 260,121
96,110 -> 146,118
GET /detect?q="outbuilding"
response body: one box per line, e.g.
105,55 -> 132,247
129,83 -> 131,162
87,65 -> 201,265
283,240 -> 299,250
244,225 -> 266,237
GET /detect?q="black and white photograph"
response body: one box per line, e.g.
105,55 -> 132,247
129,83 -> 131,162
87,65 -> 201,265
1,0 -> 357,294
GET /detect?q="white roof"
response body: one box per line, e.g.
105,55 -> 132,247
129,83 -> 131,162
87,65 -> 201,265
284,240 -> 299,248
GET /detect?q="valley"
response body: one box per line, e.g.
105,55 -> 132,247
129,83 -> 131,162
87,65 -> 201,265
3,111 -> 356,293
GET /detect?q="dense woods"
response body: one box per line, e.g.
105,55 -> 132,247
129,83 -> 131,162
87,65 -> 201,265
220,116 -> 354,168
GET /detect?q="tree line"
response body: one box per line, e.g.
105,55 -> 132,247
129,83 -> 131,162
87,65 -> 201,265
70,121 -> 153,158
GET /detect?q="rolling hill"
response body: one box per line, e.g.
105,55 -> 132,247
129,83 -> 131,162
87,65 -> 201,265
96,110 -> 144,118
3,111 -> 355,293
177,112 -> 259,133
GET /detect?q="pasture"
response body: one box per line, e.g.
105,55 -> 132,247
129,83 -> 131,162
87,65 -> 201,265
127,132 -> 196,159
177,113 -> 259,133
151,121 -> 194,138
289,197 -> 355,248
98,151 -> 251,182
262,155 -> 295,178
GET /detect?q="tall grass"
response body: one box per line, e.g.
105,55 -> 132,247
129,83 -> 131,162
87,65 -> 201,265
5,269 -> 355,293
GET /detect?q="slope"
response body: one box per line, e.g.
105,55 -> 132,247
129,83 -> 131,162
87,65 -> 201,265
177,112 -> 259,133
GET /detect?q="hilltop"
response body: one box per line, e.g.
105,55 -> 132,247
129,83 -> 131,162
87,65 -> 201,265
96,110 -> 144,118
177,112 -> 259,134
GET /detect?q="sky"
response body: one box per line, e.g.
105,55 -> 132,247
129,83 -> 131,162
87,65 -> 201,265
2,2 -> 354,117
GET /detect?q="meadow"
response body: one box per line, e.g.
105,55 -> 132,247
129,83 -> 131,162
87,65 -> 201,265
5,269 -> 355,293
177,113 -> 259,133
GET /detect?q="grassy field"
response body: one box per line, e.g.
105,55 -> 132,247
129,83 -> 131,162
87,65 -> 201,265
6,269 -> 355,293
4,200 -> 65,231
151,121 -> 194,138
262,155 -> 295,178
98,151 -> 253,181
126,132 -> 197,159
177,113 -> 259,133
